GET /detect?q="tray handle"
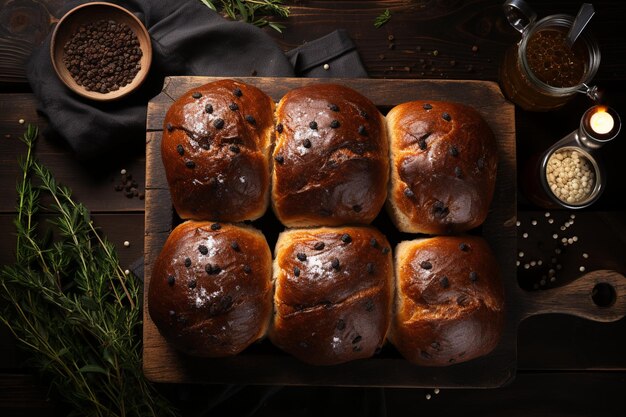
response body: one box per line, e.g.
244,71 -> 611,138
519,270 -> 626,322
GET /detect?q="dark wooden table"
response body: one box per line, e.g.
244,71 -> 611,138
1,0 -> 625,416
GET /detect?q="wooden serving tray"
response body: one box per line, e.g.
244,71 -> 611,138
144,77 -> 626,388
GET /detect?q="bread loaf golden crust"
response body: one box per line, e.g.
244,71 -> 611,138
272,84 -> 389,227
270,226 -> 393,365
148,221 -> 273,357
386,101 -> 498,234
162,79 -> 274,221
390,235 -> 505,366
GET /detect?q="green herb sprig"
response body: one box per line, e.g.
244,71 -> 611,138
374,9 -> 392,29
199,0 -> 290,32
0,126 -> 176,417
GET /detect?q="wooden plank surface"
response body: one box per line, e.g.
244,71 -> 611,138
1,0 -> 624,84
143,76 -> 517,387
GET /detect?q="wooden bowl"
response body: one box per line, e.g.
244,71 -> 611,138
50,2 -> 152,101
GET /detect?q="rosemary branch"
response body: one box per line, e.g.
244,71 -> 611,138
199,0 -> 290,32
0,125 -> 176,417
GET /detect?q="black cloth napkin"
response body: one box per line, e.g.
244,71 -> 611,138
26,0 -> 367,161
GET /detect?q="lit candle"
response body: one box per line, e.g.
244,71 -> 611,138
589,109 -> 615,135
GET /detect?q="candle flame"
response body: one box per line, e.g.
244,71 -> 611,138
589,108 -> 614,135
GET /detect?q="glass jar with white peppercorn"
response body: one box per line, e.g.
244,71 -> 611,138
521,105 -> 621,209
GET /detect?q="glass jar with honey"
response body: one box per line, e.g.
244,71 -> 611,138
499,0 -> 601,111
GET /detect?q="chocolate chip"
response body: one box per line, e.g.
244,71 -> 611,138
423,103 -> 432,110
341,233 -> 352,243
167,275 -> 175,286
185,160 -> 196,169
370,238 -> 378,247
459,242 -> 469,251
404,188 -> 415,198
245,115 -> 256,125
477,157 -> 485,170
367,262 -> 375,274
382,247 -> 390,255
192,92 -> 202,99
293,266 -> 300,277
330,120 -> 340,128
457,294 -> 470,306
358,125 -> 367,135
418,137 -> 427,150
166,123 -> 173,132
420,260 -> 432,270
309,121 -> 318,130
433,201 -> 449,218
176,144 -> 184,156
449,146 -> 459,157
331,258 -> 340,270
184,258 -> 192,268
211,223 -> 221,231
243,265 -> 252,274
359,110 -> 369,119
442,112 -> 452,121
198,245 -> 208,255
229,144 -> 240,153
365,299 -> 375,312
296,252 -> 307,262
230,241 -> 240,251
469,271 -> 478,282
188,279 -> 197,289
276,123 -> 283,133
303,139 -> 311,148
454,166 -> 463,178
314,242 -> 325,250
352,204 -> 362,213
336,319 -> 346,330
213,118 -> 225,129
352,335 -> 362,344
274,155 -> 284,164
440,276 -> 449,288
205,104 -> 213,114
233,88 -> 242,97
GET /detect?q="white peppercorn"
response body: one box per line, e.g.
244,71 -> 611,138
546,149 -> 595,204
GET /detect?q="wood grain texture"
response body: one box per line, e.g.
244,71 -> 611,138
0,94 -> 146,213
143,76 -> 518,387
1,0 -> 625,84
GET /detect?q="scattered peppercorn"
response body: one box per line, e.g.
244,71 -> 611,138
423,103 -> 432,110
293,266 -> 300,277
341,233 -> 352,243
442,112 -> 452,121
198,245 -> 208,255
331,258 -> 340,270
176,144 -> 184,156
229,102 -> 239,111
358,125 -> 367,135
296,252 -> 307,262
330,120 -> 340,128
274,155 -> 284,164
213,118 -> 225,129
205,104 -> 213,114
245,115 -> 256,125
303,139 -> 311,148
404,188 -> 415,198
211,223 -> 221,231
314,242 -> 325,250
276,123 -> 283,133
192,92 -> 202,99
329,104 -> 339,112
233,88 -> 242,97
